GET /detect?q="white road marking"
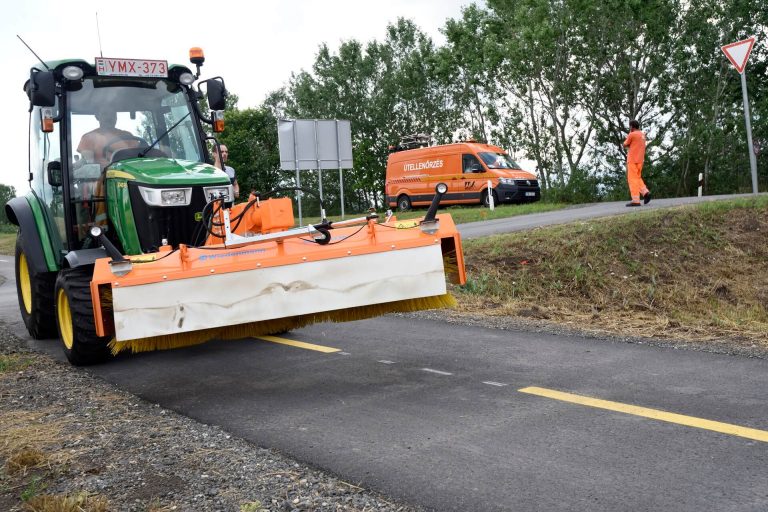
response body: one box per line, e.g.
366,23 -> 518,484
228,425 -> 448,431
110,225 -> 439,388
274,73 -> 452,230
338,352 -> 351,356
378,360 -> 396,364
482,381 -> 508,387
422,368 -> 453,376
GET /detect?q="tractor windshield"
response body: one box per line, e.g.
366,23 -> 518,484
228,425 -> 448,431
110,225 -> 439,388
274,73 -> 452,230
67,77 -> 203,168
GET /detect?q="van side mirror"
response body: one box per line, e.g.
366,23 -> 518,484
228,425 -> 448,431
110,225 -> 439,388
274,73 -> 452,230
47,161 -> 62,187
204,78 -> 227,111
27,70 -> 56,107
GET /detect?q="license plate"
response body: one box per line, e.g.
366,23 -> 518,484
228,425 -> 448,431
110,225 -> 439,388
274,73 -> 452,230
525,191 -> 536,197
95,57 -> 168,78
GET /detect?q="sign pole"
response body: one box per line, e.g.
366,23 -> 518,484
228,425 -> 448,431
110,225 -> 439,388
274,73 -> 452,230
336,120 -> 345,219
314,120 -> 325,218
292,121 -> 303,225
740,71 -> 758,194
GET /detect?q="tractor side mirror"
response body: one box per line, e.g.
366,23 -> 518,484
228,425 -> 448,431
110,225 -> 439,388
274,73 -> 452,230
47,161 -> 62,187
27,70 -> 56,107
205,78 -> 226,111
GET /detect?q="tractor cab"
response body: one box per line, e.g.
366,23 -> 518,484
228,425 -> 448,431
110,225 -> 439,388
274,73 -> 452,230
24,52 -> 230,259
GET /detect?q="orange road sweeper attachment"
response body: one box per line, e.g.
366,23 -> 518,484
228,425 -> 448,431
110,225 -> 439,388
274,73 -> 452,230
89,183 -> 465,355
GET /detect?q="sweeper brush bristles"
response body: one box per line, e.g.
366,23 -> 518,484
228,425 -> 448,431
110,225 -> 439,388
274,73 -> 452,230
108,293 -> 456,355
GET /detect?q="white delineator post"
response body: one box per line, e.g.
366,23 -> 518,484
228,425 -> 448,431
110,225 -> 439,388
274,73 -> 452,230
698,173 -> 703,197
487,180 -> 494,210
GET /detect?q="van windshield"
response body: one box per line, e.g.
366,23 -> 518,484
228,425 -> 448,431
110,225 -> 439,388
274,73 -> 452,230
479,152 -> 522,170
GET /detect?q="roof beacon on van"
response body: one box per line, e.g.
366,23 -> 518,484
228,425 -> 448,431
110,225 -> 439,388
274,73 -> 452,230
404,159 -> 444,172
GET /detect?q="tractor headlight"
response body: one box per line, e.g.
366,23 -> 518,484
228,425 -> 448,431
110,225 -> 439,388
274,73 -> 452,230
498,177 -> 515,185
62,66 -> 84,80
138,186 -> 192,207
179,72 -> 195,85
203,185 -> 232,202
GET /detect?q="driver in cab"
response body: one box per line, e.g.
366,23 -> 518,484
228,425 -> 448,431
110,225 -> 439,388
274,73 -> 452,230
76,109 -> 141,229
77,109 -> 138,168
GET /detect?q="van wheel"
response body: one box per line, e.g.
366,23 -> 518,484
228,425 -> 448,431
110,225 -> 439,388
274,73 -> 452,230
55,267 -> 111,366
482,190 -> 498,208
15,233 -> 57,339
397,195 -> 412,212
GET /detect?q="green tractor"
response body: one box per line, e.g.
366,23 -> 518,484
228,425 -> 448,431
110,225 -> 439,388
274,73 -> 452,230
7,49 -> 233,364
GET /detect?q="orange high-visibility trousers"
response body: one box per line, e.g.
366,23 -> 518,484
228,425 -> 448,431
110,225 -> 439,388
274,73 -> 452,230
627,162 -> 648,203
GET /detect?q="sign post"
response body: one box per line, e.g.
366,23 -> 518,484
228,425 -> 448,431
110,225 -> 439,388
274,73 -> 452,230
721,37 -> 758,194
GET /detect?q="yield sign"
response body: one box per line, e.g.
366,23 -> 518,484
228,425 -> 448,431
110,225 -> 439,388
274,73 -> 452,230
721,37 -> 756,74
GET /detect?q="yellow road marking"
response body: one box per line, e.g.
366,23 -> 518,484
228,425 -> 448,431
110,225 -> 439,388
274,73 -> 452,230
519,386 -> 768,443
256,335 -> 340,353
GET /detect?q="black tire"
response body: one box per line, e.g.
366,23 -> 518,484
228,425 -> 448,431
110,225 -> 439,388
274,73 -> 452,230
481,189 -> 498,208
397,194 -> 412,212
54,267 -> 111,366
14,232 -> 57,339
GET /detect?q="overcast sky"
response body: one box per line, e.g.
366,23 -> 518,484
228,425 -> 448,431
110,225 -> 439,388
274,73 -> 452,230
1,0 -> 474,195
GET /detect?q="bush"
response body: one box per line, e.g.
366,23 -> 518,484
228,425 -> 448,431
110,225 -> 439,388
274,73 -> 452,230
542,171 -> 604,204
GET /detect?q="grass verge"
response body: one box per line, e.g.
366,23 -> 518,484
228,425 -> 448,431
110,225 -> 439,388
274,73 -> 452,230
300,201 -> 568,226
456,196 -> 768,346
0,232 -> 15,256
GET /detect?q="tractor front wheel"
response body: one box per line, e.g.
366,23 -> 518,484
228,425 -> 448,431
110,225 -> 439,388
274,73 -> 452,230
55,267 -> 111,366
15,233 -> 57,339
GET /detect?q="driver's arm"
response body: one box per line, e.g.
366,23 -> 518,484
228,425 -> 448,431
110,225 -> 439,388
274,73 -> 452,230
76,135 -> 97,164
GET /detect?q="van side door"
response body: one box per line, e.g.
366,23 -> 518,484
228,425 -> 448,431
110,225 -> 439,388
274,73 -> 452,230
460,154 -> 484,198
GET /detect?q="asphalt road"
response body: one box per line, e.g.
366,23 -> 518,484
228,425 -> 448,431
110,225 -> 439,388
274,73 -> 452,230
2,196 -> 767,511
458,193 -> 763,239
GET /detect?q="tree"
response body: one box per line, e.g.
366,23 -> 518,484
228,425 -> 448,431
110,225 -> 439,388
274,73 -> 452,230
484,0 -> 603,197
0,184 -> 16,228
437,5 -> 504,144
267,2 -> 767,205
280,18 -> 461,211
216,108 -> 283,198
659,0 -> 768,196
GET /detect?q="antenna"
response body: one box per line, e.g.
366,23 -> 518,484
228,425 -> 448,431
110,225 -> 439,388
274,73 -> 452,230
96,12 -> 103,57
16,35 -> 49,70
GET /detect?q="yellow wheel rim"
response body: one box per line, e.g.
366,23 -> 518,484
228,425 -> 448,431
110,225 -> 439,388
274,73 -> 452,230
19,253 -> 32,314
57,288 -> 74,350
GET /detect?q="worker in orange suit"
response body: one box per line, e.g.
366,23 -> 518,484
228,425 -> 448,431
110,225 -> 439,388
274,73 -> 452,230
623,119 -> 650,207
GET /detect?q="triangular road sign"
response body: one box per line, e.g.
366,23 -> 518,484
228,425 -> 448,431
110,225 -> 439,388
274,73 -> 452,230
721,37 -> 756,74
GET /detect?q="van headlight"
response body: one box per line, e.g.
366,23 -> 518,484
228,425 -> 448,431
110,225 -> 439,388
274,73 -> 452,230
203,185 -> 232,202
498,177 -> 515,185
139,186 -> 192,206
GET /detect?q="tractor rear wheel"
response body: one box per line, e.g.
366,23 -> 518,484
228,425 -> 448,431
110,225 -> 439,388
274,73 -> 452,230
15,233 -> 57,339
55,267 -> 111,366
